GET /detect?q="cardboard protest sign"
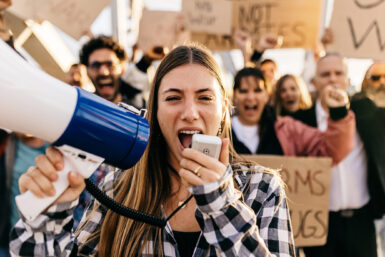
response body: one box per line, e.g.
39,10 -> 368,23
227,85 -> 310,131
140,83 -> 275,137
191,0 -> 323,51
329,0 -> 385,59
8,0 -> 46,20
242,155 -> 332,247
9,0 -> 111,40
137,9 -> 190,52
182,0 -> 232,34
4,12 -> 76,81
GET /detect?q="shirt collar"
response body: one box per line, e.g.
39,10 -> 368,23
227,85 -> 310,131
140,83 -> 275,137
316,99 -> 328,120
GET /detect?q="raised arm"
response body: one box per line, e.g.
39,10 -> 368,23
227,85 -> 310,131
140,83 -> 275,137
275,86 -> 355,164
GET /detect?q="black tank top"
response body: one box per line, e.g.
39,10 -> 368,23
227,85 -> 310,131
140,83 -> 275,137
173,231 -> 201,257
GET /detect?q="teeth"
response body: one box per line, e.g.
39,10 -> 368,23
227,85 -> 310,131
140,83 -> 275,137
179,130 -> 201,134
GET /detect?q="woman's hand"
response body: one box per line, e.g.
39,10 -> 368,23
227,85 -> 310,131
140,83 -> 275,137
179,138 -> 230,186
18,146 -> 85,205
323,85 -> 349,108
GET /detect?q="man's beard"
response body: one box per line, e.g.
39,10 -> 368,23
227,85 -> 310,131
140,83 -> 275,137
365,84 -> 385,107
93,75 -> 120,102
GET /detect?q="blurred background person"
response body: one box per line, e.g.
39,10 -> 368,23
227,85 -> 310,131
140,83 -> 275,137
359,61 -> 385,257
274,74 -> 312,116
79,35 -> 166,108
259,59 -> 279,96
291,52 -> 385,257
361,61 -> 385,107
231,67 -> 354,165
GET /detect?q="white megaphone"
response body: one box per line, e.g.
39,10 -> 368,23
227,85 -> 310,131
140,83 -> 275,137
0,40 -> 150,222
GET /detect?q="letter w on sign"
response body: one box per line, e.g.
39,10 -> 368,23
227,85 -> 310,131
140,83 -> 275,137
329,0 -> 385,59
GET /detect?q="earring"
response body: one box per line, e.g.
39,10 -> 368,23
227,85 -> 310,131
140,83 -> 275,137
217,126 -> 222,136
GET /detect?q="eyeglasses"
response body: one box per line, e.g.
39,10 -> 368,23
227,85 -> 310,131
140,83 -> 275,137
370,74 -> 385,81
89,61 -> 119,71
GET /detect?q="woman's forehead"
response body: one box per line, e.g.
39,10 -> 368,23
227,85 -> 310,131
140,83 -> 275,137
159,64 -> 221,93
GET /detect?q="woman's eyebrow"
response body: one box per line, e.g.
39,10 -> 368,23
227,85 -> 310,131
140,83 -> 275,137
196,88 -> 212,93
161,88 -> 182,94
161,88 -> 213,95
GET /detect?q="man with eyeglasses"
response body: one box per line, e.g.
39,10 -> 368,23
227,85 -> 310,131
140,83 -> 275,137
362,62 -> 385,107
79,35 -> 165,108
290,52 -> 385,257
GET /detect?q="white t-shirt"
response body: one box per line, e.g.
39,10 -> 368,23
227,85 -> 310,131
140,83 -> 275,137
231,116 -> 259,154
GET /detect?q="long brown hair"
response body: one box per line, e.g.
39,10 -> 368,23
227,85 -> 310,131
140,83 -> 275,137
82,44 -> 236,257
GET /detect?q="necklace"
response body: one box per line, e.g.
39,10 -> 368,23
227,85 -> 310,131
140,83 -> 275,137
178,197 -> 191,209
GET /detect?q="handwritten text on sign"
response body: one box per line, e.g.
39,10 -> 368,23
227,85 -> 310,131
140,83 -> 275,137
242,155 -> 332,247
191,0 -> 322,51
182,0 -> 232,34
329,0 -> 385,59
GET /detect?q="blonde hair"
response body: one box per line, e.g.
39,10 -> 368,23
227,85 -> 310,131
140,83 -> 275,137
274,74 -> 312,115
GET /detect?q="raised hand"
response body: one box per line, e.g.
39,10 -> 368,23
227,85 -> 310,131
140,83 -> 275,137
255,33 -> 283,52
145,46 -> 168,61
234,29 -> 252,53
323,85 -> 349,108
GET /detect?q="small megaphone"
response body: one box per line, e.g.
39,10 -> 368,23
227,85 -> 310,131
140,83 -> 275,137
0,40 -> 150,222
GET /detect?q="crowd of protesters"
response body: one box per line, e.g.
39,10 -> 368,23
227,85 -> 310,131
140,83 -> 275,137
1,0 -> 385,256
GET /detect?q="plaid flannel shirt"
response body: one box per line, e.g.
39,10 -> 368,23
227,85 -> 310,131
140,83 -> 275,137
10,164 -> 295,257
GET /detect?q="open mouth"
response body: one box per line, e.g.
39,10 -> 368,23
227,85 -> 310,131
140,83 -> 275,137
286,100 -> 296,106
96,76 -> 114,88
178,130 -> 202,149
245,104 -> 258,110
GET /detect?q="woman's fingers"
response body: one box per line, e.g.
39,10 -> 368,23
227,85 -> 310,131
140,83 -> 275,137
46,146 -> 64,171
28,167 -> 56,196
180,147 -> 227,185
179,168 -> 203,186
19,170 -> 44,197
182,148 -> 226,172
35,154 -> 59,182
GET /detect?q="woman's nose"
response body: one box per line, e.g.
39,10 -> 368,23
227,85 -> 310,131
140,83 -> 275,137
181,100 -> 199,122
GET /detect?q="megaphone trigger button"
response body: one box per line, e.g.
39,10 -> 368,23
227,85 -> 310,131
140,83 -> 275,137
77,154 -> 86,160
